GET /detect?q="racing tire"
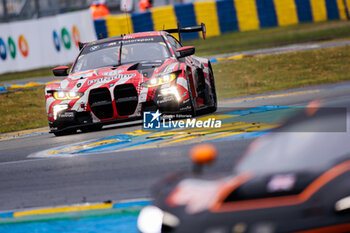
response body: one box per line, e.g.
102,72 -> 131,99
206,68 -> 217,113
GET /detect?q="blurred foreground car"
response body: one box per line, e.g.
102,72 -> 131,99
45,23 -> 216,136
138,103 -> 350,233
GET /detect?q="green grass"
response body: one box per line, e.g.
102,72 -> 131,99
0,88 -> 47,133
184,20 -> 350,56
1,45 -> 350,133
213,45 -> 350,99
0,67 -> 54,83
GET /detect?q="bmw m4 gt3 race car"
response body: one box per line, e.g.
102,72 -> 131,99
45,24 -> 216,136
138,102 -> 350,233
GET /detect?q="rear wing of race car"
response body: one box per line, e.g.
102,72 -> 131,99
164,22 -> 206,44
77,23 -> 206,50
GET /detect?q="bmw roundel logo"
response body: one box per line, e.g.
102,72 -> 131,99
90,45 -> 99,51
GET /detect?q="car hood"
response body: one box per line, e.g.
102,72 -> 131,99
158,170 -> 320,215
47,59 -> 181,91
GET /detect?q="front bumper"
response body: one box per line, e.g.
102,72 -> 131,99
142,87 -> 191,113
48,83 -> 191,132
49,110 -> 140,133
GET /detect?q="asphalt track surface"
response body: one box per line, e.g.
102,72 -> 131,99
1,81 -> 350,212
2,39 -> 350,88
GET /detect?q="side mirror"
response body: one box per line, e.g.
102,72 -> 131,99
190,144 -> 217,174
176,46 -> 195,58
52,66 -> 69,77
78,42 -> 86,50
335,196 -> 350,213
201,22 -> 206,40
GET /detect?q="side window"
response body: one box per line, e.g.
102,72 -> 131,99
167,35 -> 182,56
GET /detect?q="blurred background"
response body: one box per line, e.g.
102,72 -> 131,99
1,0 -> 348,75
0,0 -> 187,22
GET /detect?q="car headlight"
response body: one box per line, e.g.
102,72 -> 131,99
137,205 -> 180,233
161,86 -> 181,101
53,91 -> 83,100
142,73 -> 177,88
53,104 -> 69,120
137,206 -> 164,233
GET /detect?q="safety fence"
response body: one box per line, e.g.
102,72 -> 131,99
0,9 -> 97,75
94,0 -> 349,41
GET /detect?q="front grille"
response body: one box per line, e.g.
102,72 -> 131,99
76,112 -> 92,124
114,84 -> 138,116
88,88 -> 114,119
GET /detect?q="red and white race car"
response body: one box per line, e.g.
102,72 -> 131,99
45,24 -> 217,136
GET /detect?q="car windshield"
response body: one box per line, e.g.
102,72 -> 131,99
235,112 -> 350,174
71,36 -> 171,73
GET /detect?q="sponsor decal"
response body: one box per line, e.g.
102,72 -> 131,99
8,37 -> 16,59
72,25 -> 80,47
69,70 -> 96,80
61,27 -> 71,49
102,42 -> 117,47
179,105 -> 191,111
267,174 -> 296,192
143,110 -> 222,129
53,30 -> 61,52
0,38 -> 6,60
182,99 -> 190,104
0,35 -> 29,60
140,62 -> 162,67
53,25 -> 80,52
18,35 -> 29,57
90,45 -> 100,51
59,111 -> 75,119
102,70 -> 123,76
167,179 -> 221,214
85,42 -> 119,53
157,95 -> 174,104
121,38 -> 154,44
88,73 -> 136,85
